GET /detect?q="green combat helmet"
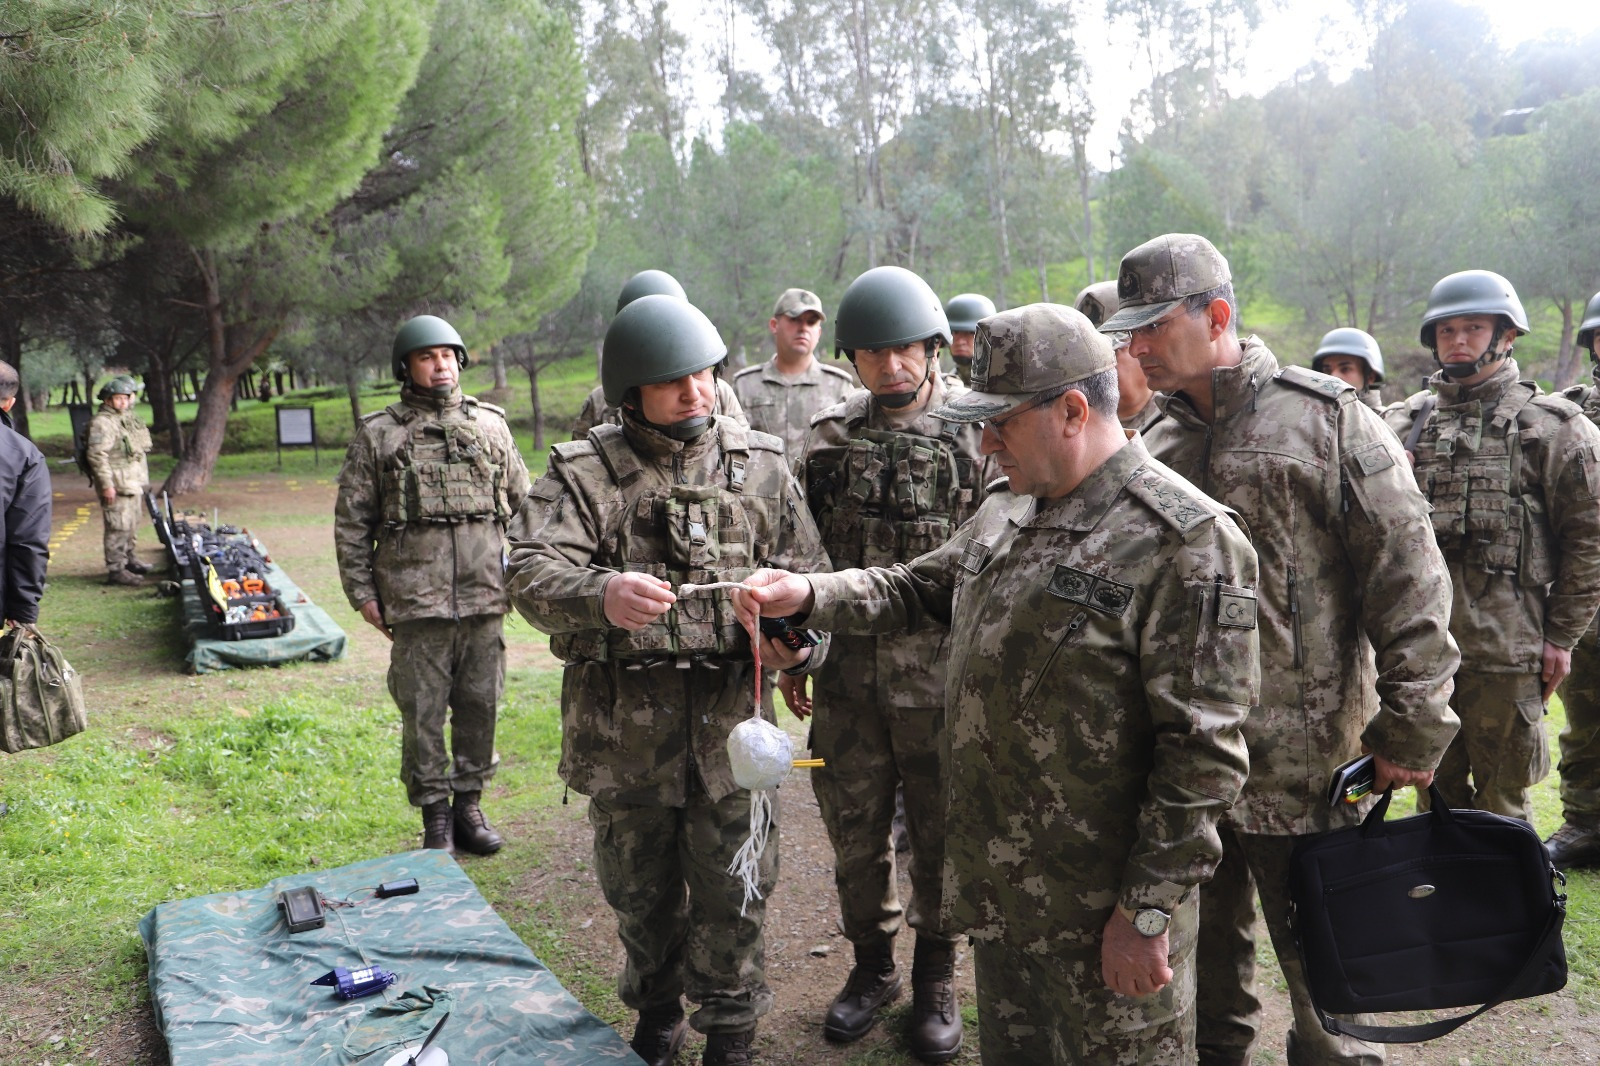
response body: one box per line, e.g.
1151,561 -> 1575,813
1578,290 -> 1600,357
616,269 -> 687,314
944,293 -> 997,334
1419,270 -> 1528,379
834,266 -> 950,408
96,375 -> 141,401
392,315 -> 468,381
602,294 -> 727,439
1312,327 -> 1384,382
1073,280 -> 1121,330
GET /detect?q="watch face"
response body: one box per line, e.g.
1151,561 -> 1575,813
1134,908 -> 1170,937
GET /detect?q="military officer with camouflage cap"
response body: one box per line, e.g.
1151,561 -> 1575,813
1107,233 -> 1461,1066
572,270 -> 748,439
507,293 -> 830,1066
1547,289 -> 1600,868
1312,327 -> 1385,411
1077,279 -> 1161,433
85,375 -> 154,586
731,288 -> 855,472
1383,272 -> 1600,826
794,265 -> 990,1061
943,292 -> 996,386
334,314 -> 531,856
738,302 -> 1259,1064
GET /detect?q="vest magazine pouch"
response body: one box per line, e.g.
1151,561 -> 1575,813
858,516 -> 901,569
1289,785 -> 1567,1043
891,438 -> 941,517
665,486 -> 722,569
0,625 -> 88,754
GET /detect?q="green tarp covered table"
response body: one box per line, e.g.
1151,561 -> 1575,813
179,561 -> 347,674
140,849 -> 639,1065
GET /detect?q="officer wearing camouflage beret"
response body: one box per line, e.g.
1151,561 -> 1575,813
796,265 -> 991,1062
85,376 -> 153,586
506,294 -> 831,1066
334,315 -> 531,856
1311,328 -> 1385,412
943,292 -> 996,386
572,271 -> 749,440
1548,288 -> 1600,869
1383,272 -> 1600,827
731,288 -> 855,473
738,303 -> 1259,1064
1076,280 -> 1161,433
1107,234 -> 1461,1066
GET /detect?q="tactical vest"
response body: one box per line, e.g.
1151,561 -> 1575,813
378,402 -> 511,527
551,422 -> 778,663
806,393 -> 982,568
1413,383 -> 1556,584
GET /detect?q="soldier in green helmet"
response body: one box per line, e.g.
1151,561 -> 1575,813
507,293 -> 830,1066
85,375 -> 154,586
1311,327 -> 1385,411
1383,271 -> 1600,825
1076,280 -> 1161,433
334,314 -> 531,856
943,292 -> 996,386
794,266 -> 991,1062
1548,288 -> 1600,868
572,270 -> 748,439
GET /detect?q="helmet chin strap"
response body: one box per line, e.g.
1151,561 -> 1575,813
1435,322 -> 1512,380
623,403 -> 711,441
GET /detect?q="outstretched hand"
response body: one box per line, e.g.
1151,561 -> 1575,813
730,568 -> 815,632
604,572 -> 676,630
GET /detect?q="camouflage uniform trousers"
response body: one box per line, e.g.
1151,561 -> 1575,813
1557,622 -> 1600,828
1428,670 -> 1549,823
586,784 -> 777,1034
971,896 -> 1198,1065
809,691 -> 957,948
1197,826 -> 1383,1066
387,614 -> 504,808
101,492 -> 143,573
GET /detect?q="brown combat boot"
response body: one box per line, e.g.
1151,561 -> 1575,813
823,939 -> 900,1043
106,569 -> 144,587
422,801 -> 454,854
907,936 -> 962,1063
629,1003 -> 688,1066
125,559 -> 153,575
452,791 -> 504,855
701,1028 -> 755,1066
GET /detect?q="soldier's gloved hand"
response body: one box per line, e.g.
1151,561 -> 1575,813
734,568 -> 815,630
359,600 -> 392,642
1101,907 -> 1173,998
604,572 -> 676,631
778,673 -> 812,719
1543,640 -> 1573,704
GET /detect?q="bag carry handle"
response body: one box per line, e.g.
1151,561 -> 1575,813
1317,784 -> 1566,1043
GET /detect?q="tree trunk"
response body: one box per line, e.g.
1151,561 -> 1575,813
529,365 -> 544,452
492,345 -> 508,390
1554,298 -> 1581,389
346,366 -> 364,425
145,347 -> 185,457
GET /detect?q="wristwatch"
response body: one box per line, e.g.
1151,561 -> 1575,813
1119,903 -> 1171,937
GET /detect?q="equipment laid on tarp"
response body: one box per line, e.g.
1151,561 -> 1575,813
140,849 -> 638,1065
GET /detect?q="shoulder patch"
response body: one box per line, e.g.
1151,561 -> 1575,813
819,362 -> 855,381
1126,468 -> 1219,535
550,439 -> 597,463
744,428 -> 785,453
1275,364 -> 1353,402
1529,392 -> 1584,422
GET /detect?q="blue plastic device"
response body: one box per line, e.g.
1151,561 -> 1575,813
311,965 -> 397,999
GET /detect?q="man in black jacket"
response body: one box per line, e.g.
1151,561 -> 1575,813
0,362 -> 51,626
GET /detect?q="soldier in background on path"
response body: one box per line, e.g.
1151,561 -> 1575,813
1547,289 -> 1600,869
732,288 -> 854,473
572,270 -> 747,439
943,293 -> 996,387
507,293 -> 830,1066
1384,272 -> 1600,824
1077,280 -> 1161,433
85,376 -> 153,586
1311,328 -> 1386,411
334,315 -> 530,857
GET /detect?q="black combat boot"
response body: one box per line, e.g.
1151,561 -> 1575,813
701,1028 -> 755,1066
422,800 -> 454,853
629,1003 -> 688,1066
823,939 -> 900,1043
907,936 -> 962,1063
452,791 -> 504,855
1546,822 -> 1600,869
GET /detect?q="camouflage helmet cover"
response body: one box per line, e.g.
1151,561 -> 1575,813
616,269 -> 687,314
391,315 -> 468,381
1312,327 -> 1385,383
601,294 -> 727,406
97,375 -> 142,400
944,292 -> 997,334
833,266 -> 951,357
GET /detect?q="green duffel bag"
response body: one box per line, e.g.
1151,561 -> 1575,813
0,624 -> 87,753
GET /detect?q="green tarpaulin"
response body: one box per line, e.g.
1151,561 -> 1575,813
179,562 -> 347,674
139,849 -> 639,1065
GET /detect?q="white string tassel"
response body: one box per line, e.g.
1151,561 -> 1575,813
728,788 -> 774,916
725,716 -> 792,917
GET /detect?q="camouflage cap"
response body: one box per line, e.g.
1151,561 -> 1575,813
1073,280 -> 1120,329
772,288 -> 826,320
1099,233 -> 1231,333
934,303 -> 1115,423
